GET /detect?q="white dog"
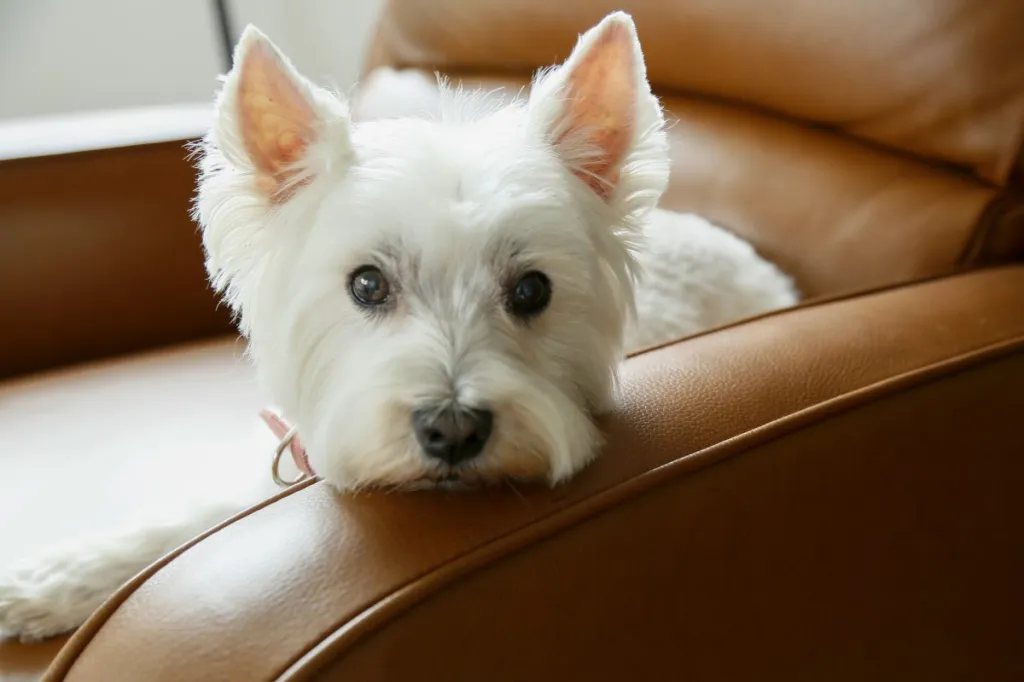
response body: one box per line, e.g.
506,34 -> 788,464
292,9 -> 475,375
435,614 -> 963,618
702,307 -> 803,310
0,12 -> 797,641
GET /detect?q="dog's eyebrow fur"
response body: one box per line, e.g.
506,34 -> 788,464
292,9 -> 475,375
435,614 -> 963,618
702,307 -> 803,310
373,240 -> 401,264
371,238 -> 420,285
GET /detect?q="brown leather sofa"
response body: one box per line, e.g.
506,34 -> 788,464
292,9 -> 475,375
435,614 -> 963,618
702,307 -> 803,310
3,0 -> 1024,679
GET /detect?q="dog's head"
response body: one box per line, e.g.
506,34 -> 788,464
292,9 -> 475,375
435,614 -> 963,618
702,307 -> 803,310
193,12 -> 669,490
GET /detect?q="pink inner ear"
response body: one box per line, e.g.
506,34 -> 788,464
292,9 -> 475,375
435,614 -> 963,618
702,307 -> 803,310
237,41 -> 316,202
561,21 -> 637,199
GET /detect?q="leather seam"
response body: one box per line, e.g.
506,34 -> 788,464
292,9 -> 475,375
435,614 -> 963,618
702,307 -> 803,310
958,195 -> 998,267
40,476 -> 319,681
1005,103 -> 1024,193
956,191 -> 1024,267
280,334 -> 1024,680
626,264 -> 1013,358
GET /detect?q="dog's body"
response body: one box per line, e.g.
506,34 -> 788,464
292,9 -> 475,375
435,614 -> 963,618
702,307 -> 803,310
0,13 -> 798,641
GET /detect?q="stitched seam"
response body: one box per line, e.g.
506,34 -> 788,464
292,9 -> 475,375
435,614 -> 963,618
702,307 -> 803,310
41,477 -> 319,681
280,334 -> 1024,680
956,193 -> 1000,267
956,191 -> 1024,267
626,263 -> 1018,357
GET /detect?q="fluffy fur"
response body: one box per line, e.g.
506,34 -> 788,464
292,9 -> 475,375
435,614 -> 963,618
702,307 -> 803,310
0,12 -> 798,641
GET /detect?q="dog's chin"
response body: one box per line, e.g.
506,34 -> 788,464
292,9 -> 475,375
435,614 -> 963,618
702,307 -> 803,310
316,436 -> 575,493
357,450 -> 555,492
399,472 -> 491,492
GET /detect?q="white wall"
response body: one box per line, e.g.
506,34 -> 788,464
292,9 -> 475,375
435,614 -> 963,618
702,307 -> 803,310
0,0 -> 384,120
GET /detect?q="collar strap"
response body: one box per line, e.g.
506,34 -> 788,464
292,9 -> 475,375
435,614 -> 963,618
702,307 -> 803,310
259,409 -> 315,485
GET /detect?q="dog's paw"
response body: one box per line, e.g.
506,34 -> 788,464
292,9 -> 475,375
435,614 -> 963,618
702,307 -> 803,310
0,498 -> 258,642
0,586 -> 73,642
0,555 -> 112,642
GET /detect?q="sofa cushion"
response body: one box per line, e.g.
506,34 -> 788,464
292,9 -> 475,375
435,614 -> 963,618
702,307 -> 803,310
0,336 -> 269,573
0,634 -> 68,682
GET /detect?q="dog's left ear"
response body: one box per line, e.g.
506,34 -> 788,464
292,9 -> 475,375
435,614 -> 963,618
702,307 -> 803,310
528,12 -> 669,213
212,25 -> 352,203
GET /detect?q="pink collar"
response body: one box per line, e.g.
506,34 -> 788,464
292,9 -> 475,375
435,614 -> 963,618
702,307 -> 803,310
259,409 -> 315,484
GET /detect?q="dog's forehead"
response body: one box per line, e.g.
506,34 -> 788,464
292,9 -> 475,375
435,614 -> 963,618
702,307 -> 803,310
354,118 -> 538,195
344,118 -> 580,258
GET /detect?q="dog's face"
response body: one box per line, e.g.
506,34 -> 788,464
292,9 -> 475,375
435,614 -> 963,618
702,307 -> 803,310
194,13 -> 669,490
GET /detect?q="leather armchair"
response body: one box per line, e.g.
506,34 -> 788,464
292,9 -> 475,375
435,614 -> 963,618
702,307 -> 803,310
13,0 -> 1024,679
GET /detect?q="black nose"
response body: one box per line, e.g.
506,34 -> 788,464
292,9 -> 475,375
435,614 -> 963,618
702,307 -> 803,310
412,406 -> 493,465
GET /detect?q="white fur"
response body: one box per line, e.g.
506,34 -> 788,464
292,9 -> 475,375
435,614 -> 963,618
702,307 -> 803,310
0,496 -> 264,641
0,12 -> 798,642
626,209 -> 797,352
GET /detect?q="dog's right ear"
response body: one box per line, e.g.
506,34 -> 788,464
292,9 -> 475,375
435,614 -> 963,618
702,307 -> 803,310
211,25 -> 352,203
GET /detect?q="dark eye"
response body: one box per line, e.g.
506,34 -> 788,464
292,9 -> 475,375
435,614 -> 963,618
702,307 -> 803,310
349,266 -> 391,306
507,270 -> 552,319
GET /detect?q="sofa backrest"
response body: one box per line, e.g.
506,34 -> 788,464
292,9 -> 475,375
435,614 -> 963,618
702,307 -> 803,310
363,0 -> 1024,296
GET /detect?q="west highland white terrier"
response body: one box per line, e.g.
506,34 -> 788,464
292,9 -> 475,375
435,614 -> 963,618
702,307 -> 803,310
0,12 -> 798,641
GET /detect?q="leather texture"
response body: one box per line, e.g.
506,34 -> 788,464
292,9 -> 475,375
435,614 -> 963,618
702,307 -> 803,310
0,337 -> 262,573
0,638 -> 68,682
43,267 -> 1024,681
365,0 -> 1024,185
0,141 -> 233,380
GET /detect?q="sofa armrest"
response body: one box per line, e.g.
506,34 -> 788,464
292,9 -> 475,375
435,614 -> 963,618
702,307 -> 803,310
46,267 -> 1024,681
0,106 -> 233,380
